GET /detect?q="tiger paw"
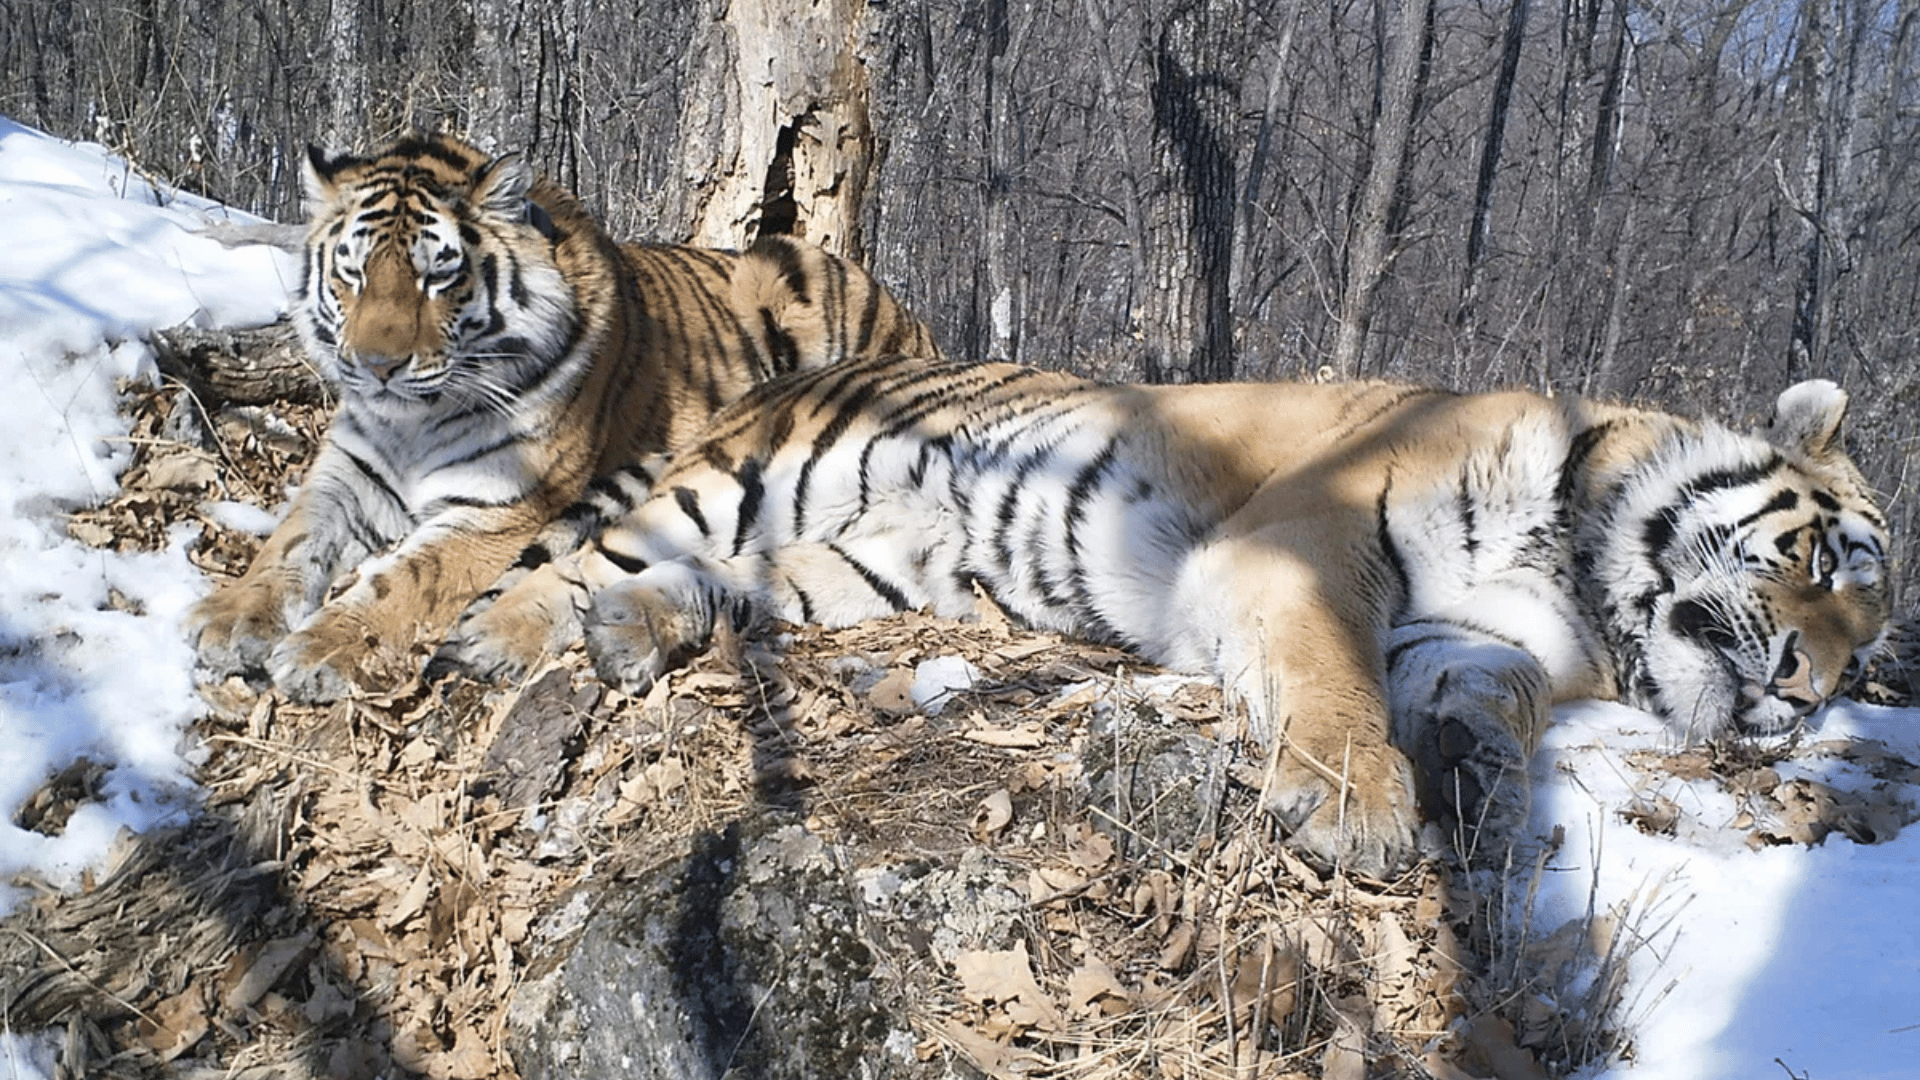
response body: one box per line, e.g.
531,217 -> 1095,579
267,616 -> 370,704
1261,743 -> 1422,880
186,582 -> 290,679
428,582 -> 586,685
583,579 -> 711,696
1401,672 -> 1532,857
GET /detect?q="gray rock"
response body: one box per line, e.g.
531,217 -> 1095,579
508,817 -> 943,1079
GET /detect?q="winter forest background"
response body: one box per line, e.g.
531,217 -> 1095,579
2,0 -> 1917,581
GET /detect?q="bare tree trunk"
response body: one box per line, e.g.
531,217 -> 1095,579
1456,0 -> 1530,355
1580,0 -> 1629,245
982,0 -> 1022,361
1331,0 -> 1434,377
686,0 -> 877,255
1140,0 -> 1244,383
1784,0 -> 1867,380
321,0 -> 364,151
1231,3 -> 1301,332
1078,0 -> 1155,369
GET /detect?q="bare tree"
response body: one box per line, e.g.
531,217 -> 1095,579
1330,0 -> 1435,376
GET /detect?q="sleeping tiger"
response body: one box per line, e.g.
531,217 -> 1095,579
186,133 -> 937,703
433,354 -> 1890,876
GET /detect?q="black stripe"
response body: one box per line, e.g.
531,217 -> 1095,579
1375,477 -> 1410,618
1641,458 -> 1784,561
992,452 -> 1049,571
1062,441 -> 1121,623
439,430 -> 529,468
1456,472 -> 1479,555
791,375 -> 889,531
673,486 -> 711,537
731,458 -> 766,557
1556,421 -> 1613,507
595,538 -> 648,574
823,255 -> 849,361
343,448 -> 405,510
789,576 -> 817,624
760,235 -> 811,303
855,271 -> 883,354
513,543 -> 553,571
830,543 -> 910,611
431,494 -> 513,510
506,247 -> 531,306
1737,488 -> 1799,530
586,473 -> 639,512
1385,629 -> 1455,669
760,308 -> 801,375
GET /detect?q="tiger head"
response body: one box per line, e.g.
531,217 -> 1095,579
1624,380 -> 1890,737
296,134 -> 578,416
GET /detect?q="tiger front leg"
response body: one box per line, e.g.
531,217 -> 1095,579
270,513 -> 537,702
583,560 -> 732,695
431,554 -> 609,684
188,471 -> 383,681
584,542 -> 906,695
1187,531 -> 1421,879
1386,628 -> 1548,860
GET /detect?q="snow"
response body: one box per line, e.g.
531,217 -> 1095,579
0,116 -> 1915,1078
1534,700 -> 1920,1078
0,118 -> 297,1076
911,654 -> 981,714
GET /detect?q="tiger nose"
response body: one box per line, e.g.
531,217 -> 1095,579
1766,634 -> 1823,716
360,354 -> 406,382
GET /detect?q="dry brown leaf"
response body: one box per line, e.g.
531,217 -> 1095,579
66,518 -> 115,547
1027,866 -> 1090,908
136,987 -> 209,1062
936,1018 -> 1046,1079
426,1025 -> 497,1080
1620,793 -> 1680,836
220,931 -> 314,1011
143,449 -> 220,490
863,667 -> 916,715
1463,1014 -> 1551,1080
383,863 -> 434,931
1066,824 -> 1115,870
1228,940 -> 1300,1029
647,755 -> 688,800
963,720 -> 1047,748
1065,957 -> 1131,1015
1157,921 -> 1194,971
1321,993 -> 1371,1080
952,940 -> 1063,1031
972,788 -> 1014,838
390,1019 -> 444,1074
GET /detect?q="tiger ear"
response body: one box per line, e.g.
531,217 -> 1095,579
475,153 -> 536,218
1766,379 -> 1849,461
301,145 -> 353,213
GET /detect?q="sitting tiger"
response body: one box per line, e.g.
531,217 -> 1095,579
186,133 -> 937,703
434,353 -> 1890,876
